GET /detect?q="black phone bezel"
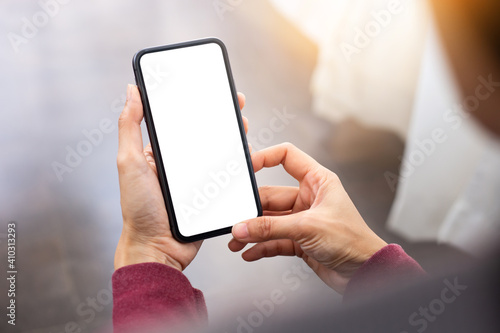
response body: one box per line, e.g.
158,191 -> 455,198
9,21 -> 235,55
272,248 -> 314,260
132,38 -> 262,243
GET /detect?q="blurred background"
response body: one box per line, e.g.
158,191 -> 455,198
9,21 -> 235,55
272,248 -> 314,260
1,0 -> 499,332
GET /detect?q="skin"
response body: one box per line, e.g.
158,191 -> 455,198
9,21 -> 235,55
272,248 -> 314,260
228,143 -> 387,293
115,0 -> 500,294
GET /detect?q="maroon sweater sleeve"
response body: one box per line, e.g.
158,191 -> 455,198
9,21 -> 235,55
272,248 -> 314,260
112,263 -> 207,333
343,244 -> 426,302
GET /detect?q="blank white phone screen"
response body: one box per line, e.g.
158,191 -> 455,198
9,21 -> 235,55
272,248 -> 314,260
140,42 -> 258,237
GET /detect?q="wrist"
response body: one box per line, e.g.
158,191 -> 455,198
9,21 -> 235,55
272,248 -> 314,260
114,233 -> 182,272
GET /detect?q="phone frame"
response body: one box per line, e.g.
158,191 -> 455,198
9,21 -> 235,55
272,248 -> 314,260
132,38 -> 262,243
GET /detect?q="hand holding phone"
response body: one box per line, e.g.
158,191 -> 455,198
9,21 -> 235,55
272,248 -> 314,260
115,84 -> 250,271
132,38 -> 262,242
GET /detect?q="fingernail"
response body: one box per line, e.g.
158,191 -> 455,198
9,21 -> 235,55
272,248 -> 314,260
126,84 -> 133,102
233,223 -> 249,239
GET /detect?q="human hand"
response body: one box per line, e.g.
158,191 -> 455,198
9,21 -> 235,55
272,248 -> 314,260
228,143 -> 387,294
115,84 -> 249,271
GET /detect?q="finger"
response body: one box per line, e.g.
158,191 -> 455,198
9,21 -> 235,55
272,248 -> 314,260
144,143 -> 153,154
143,144 -> 156,165
242,116 -> 249,134
228,238 -> 248,252
242,239 -> 299,262
251,143 -> 322,182
232,213 -> 302,243
118,85 -> 144,158
259,186 -> 299,211
237,92 -> 245,110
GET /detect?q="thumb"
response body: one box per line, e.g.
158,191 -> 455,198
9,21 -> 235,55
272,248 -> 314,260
232,214 -> 301,242
118,84 -> 144,156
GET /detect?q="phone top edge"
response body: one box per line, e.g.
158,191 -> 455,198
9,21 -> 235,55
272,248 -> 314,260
133,37 -> 226,63
133,38 -> 226,75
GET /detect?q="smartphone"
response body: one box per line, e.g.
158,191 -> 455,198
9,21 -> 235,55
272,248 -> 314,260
133,38 -> 262,242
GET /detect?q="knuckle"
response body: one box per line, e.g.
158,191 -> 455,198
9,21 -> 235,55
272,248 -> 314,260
117,151 -> 140,170
274,240 -> 284,255
116,153 -> 127,170
259,185 -> 272,196
329,171 -> 341,184
260,243 -> 270,258
256,216 -> 273,239
258,186 -> 273,209
281,142 -> 295,150
260,185 -> 273,191
118,113 -> 129,129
